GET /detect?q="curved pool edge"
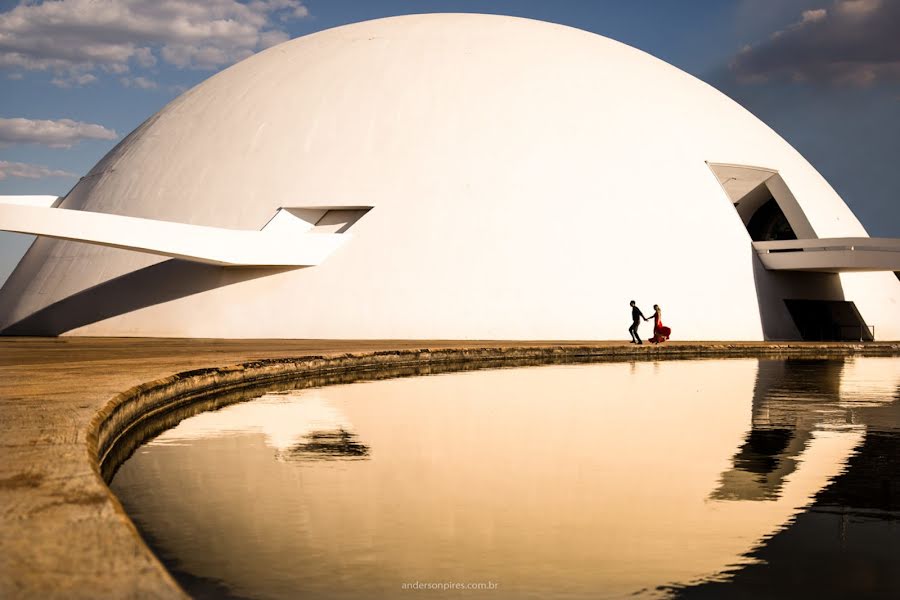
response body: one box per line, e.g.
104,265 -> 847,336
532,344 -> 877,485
3,340 -> 899,600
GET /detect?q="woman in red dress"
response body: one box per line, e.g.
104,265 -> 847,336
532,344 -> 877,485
648,304 -> 671,343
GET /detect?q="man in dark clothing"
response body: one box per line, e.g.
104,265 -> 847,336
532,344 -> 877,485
629,300 -> 648,344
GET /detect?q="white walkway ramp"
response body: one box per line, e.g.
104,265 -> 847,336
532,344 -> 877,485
0,196 -> 369,267
754,238 -> 900,273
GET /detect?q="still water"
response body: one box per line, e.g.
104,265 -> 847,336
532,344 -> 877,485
111,358 -> 900,599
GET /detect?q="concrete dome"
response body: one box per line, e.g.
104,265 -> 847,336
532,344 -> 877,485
1,13 -> 897,339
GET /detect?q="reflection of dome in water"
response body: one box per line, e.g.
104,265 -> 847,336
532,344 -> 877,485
1,13 -> 897,340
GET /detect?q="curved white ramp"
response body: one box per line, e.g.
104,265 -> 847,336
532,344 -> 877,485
754,238 -> 900,273
0,197 -> 369,267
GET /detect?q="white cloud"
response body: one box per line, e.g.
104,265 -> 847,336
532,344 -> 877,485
51,73 -> 99,88
0,160 -> 77,180
837,0 -> 881,17
732,0 -> 900,86
800,8 -> 827,23
0,117 -> 118,148
120,75 -> 157,89
0,0 -> 308,79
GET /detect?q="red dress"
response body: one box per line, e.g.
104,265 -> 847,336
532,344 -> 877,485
649,314 -> 671,343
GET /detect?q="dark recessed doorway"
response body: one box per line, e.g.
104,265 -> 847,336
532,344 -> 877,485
784,300 -> 874,341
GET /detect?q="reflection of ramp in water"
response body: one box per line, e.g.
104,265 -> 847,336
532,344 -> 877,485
150,390 -> 368,462
283,428 -> 369,461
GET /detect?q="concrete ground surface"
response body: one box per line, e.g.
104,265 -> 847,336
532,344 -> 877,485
1,337 -> 898,599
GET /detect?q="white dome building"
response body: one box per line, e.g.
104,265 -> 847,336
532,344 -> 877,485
0,14 -> 898,340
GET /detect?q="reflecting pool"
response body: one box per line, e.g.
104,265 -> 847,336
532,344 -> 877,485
110,357 -> 900,599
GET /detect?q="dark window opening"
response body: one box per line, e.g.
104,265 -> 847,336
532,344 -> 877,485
746,198 -> 797,242
784,300 -> 874,341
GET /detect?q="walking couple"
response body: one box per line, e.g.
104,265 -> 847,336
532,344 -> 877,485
628,300 -> 671,345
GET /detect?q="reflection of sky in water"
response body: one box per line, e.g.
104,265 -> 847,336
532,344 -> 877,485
111,358 -> 900,600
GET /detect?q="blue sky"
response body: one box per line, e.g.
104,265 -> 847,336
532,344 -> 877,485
1,0 -> 898,285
